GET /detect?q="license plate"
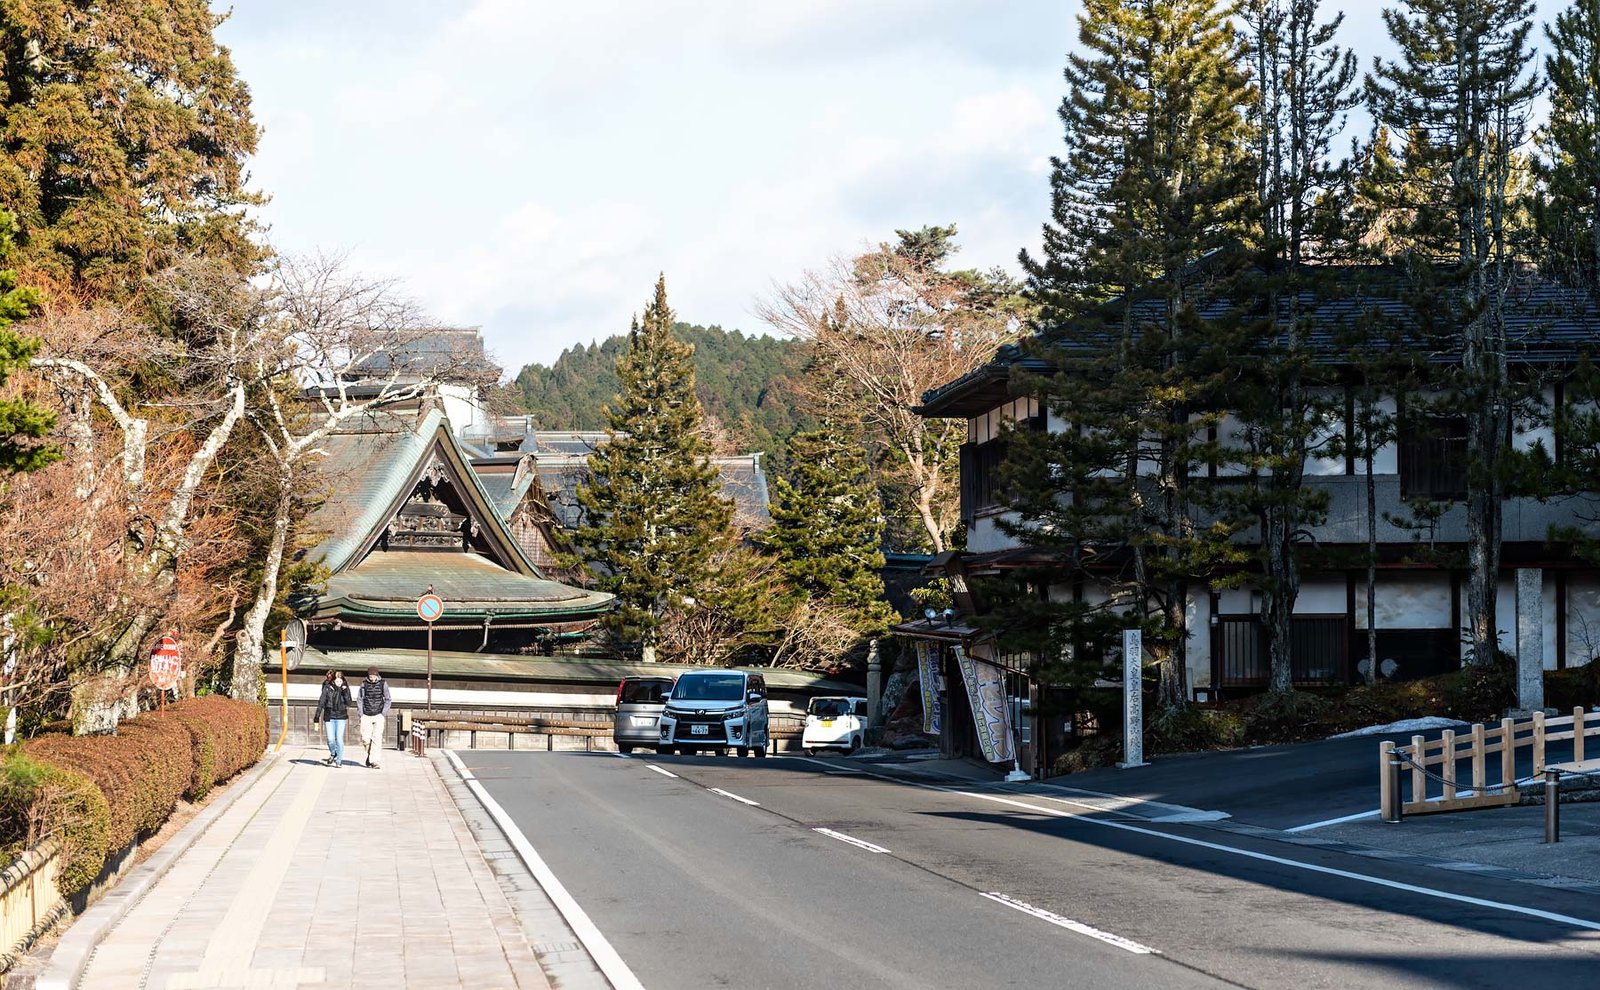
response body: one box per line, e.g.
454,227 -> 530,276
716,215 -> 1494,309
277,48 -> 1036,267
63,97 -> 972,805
635,716 -> 656,726
691,725 -> 709,735
821,720 -> 834,727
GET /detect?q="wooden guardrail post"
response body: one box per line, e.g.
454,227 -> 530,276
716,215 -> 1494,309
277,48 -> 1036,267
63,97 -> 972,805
1534,710 -> 1546,774
1500,718 -> 1515,800
1471,722 -> 1486,795
1410,733 -> 1425,805
1575,707 -> 1587,764
1380,741 -> 1399,822
1440,728 -> 1457,801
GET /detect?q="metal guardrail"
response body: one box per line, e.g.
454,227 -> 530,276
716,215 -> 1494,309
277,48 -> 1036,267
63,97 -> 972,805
403,710 -> 808,757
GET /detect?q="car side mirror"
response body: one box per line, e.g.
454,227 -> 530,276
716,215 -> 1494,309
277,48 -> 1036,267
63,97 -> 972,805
747,691 -> 763,703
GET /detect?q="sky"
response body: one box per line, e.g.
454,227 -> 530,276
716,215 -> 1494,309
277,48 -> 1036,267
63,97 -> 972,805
218,1 -> 1562,377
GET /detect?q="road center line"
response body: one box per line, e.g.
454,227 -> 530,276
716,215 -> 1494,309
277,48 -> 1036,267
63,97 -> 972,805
813,827 -> 890,853
646,764 -> 678,778
709,787 -> 760,806
980,892 -> 1158,954
785,756 -> 1600,934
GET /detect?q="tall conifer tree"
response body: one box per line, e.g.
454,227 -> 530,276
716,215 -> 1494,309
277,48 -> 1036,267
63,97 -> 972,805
1231,0 -> 1357,693
1010,0 -> 1255,709
1535,0 -> 1600,291
760,426 -> 894,633
1367,0 -> 1537,665
572,277 -> 734,662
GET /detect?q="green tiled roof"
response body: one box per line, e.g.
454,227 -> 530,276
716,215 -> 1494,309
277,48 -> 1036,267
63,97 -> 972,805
320,550 -> 610,619
305,408 -> 443,574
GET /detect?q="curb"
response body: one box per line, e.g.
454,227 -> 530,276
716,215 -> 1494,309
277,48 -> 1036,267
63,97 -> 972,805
22,750 -> 287,990
440,749 -> 643,990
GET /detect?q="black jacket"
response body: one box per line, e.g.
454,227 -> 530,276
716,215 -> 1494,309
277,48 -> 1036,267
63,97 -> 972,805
314,681 -> 352,721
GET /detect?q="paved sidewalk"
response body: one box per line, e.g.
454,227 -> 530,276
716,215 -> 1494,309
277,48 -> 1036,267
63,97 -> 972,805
61,746 -> 556,990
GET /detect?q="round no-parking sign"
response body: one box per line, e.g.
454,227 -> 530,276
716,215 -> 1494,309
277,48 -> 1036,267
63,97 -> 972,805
417,593 -> 444,623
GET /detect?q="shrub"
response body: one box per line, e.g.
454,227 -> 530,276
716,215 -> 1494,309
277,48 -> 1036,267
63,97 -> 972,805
167,697 -> 266,785
0,748 -> 110,897
25,714 -> 193,855
1147,705 -> 1247,753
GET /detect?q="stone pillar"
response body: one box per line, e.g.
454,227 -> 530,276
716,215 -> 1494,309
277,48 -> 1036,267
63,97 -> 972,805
866,638 -> 882,726
1516,568 -> 1545,712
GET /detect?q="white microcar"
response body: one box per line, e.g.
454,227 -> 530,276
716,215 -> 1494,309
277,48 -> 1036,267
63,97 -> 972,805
801,695 -> 869,755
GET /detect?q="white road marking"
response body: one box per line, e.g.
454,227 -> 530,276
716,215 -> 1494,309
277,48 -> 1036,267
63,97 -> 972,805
444,751 -> 647,990
709,787 -> 760,806
611,751 -> 631,759
787,756 -> 1600,935
813,827 -> 890,854
1285,809 -> 1380,832
646,764 -> 678,778
981,892 -> 1158,954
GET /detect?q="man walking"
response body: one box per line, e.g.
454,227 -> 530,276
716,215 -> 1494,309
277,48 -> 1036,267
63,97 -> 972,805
358,666 -> 392,768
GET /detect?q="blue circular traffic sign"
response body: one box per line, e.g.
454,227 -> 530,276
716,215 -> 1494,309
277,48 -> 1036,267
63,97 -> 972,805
417,593 -> 444,622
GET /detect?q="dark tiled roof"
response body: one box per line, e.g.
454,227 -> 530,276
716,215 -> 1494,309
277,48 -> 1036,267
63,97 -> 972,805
317,550 -> 611,620
919,265 -> 1600,414
348,327 -> 500,383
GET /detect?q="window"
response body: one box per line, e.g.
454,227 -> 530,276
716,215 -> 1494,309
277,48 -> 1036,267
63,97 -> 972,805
1399,416 -> 1468,500
960,408 -> 1046,520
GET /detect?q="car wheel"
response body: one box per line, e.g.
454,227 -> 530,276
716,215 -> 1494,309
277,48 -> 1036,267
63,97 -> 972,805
655,745 -> 671,756
804,747 -> 814,756
737,746 -> 750,757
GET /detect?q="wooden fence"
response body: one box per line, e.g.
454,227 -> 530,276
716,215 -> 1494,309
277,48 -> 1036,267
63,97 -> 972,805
0,840 -> 64,971
1379,707 -> 1600,818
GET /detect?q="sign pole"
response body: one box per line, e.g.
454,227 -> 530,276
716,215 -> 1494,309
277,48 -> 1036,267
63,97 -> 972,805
275,627 -> 289,752
417,585 -> 442,712
426,620 -> 434,712
1118,628 -> 1147,769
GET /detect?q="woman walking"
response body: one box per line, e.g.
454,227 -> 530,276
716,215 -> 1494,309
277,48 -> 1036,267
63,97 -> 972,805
312,670 -> 352,766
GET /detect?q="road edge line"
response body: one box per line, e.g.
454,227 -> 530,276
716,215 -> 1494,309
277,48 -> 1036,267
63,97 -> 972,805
1285,810 -> 1381,832
979,892 -> 1157,954
443,750 -> 646,990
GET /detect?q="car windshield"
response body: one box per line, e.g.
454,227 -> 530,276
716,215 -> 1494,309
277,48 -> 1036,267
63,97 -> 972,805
808,698 -> 851,718
620,679 -> 670,704
672,672 -> 746,702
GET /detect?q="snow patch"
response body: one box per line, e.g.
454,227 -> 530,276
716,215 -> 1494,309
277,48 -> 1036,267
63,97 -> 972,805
1332,716 -> 1469,738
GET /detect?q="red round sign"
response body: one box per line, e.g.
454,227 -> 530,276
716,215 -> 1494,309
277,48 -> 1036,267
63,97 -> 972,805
149,636 -> 182,691
417,593 -> 444,623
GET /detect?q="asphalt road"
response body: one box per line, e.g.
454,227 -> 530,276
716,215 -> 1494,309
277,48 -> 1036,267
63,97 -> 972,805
1061,731 -> 1588,829
461,750 -> 1600,989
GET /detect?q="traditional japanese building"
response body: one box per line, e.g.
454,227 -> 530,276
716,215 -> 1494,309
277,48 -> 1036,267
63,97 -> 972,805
296,407 -> 614,655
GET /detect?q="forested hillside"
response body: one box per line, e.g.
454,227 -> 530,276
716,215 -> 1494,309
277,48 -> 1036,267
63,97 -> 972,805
512,324 -> 814,462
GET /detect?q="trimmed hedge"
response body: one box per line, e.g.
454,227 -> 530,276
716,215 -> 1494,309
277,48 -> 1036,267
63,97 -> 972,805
0,749 -> 110,897
11,697 -> 268,896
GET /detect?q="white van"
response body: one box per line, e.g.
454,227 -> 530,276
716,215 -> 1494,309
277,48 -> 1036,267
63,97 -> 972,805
802,695 -> 869,755
657,670 -> 770,757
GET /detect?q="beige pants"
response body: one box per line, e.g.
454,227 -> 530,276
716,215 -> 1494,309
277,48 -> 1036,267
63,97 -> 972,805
359,713 -> 386,764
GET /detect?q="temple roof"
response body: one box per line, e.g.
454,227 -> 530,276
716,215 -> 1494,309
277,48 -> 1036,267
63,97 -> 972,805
315,550 -> 611,622
298,407 -> 613,624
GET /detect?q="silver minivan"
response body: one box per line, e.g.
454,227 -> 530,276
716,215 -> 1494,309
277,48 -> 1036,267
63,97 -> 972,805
613,676 -> 674,753
657,670 -> 770,757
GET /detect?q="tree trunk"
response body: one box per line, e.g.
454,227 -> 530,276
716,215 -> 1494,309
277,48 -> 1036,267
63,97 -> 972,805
234,466 -> 295,702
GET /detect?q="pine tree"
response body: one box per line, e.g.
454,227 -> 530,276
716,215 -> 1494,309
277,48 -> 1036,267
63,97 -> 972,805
1367,0 -> 1538,665
1010,0 -> 1256,710
759,426 -> 894,634
1230,0 -> 1357,693
1535,0 -> 1600,290
0,2 -> 262,290
571,277 -> 735,662
0,210 -> 53,473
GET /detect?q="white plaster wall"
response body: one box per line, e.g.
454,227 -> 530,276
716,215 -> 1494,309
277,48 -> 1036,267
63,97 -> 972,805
1215,413 -> 1248,477
1294,580 -> 1345,614
1305,388 -> 1346,476
1495,576 -> 1517,658
969,398 -> 1039,444
1367,397 -> 1399,474
966,513 -> 1024,553
1513,386 -> 1556,455
1353,574 -> 1450,629
441,384 -> 488,436
1217,587 -> 1252,614
1567,576 -> 1600,666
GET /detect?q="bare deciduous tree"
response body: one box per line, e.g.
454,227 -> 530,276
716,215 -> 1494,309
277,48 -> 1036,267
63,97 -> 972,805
758,228 -> 1025,552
